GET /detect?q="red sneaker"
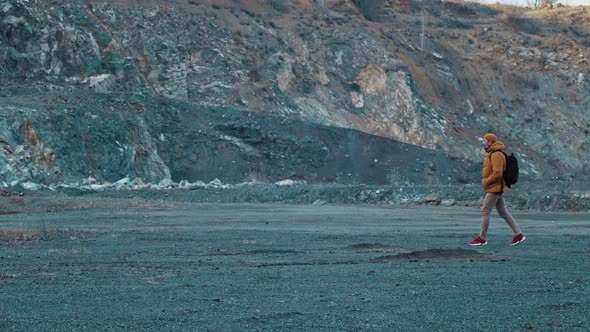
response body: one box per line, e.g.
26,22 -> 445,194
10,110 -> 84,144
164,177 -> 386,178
469,236 -> 487,246
510,234 -> 526,246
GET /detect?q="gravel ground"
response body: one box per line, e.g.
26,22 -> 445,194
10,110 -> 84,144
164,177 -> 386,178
1,192 -> 589,331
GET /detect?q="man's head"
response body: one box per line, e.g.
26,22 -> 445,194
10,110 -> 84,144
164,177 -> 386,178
482,133 -> 496,150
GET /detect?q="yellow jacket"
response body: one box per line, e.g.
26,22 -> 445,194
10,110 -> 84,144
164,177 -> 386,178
482,141 -> 507,193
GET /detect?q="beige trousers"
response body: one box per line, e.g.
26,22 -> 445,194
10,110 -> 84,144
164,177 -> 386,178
480,193 -> 522,240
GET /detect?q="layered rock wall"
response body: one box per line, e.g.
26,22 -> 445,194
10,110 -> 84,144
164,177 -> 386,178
1,0 -> 588,186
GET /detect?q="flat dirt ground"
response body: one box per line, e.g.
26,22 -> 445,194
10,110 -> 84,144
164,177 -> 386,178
1,194 -> 589,331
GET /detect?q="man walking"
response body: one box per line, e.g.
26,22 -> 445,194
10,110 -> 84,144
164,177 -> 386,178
469,133 -> 526,246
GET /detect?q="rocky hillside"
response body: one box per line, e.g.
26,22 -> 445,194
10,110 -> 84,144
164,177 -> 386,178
1,0 -> 589,188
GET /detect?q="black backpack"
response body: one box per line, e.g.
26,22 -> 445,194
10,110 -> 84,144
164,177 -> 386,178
491,151 -> 519,188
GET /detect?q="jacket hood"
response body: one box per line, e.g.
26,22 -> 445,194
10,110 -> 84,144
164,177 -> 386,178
486,141 -> 505,153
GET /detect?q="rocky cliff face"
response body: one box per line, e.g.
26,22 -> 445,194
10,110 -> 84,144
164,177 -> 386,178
1,0 -> 589,187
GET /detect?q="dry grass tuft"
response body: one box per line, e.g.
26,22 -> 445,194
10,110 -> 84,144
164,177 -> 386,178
0,226 -> 57,241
